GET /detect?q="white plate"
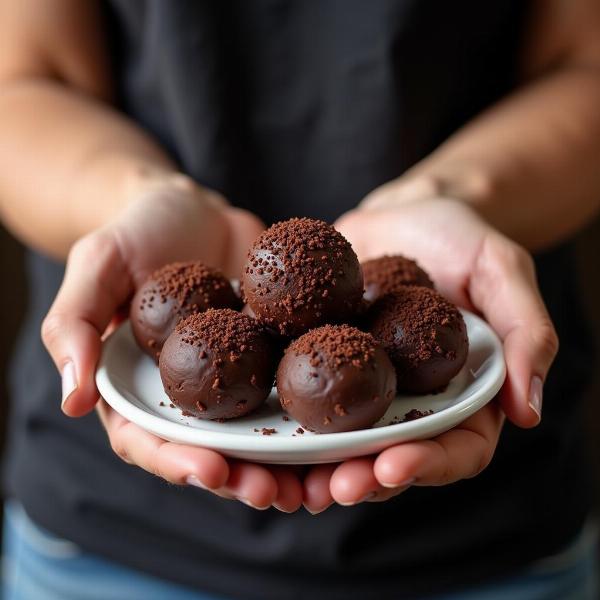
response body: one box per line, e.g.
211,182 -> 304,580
96,311 -> 505,464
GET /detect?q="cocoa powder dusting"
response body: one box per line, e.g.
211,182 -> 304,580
176,309 -> 265,355
362,255 -> 433,293
146,261 -> 231,308
371,288 -> 464,368
243,218 -> 358,320
286,324 -> 377,371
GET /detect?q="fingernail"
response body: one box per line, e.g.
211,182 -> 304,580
186,475 -> 209,490
303,502 -> 332,515
528,376 -> 543,422
380,476 -> 416,489
236,496 -> 270,510
61,361 -> 78,411
338,492 -> 377,507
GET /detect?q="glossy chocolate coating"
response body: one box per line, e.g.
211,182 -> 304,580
369,287 -> 468,394
159,309 -> 276,420
362,255 -> 434,303
241,218 -> 363,337
276,325 -> 396,433
130,262 -> 239,362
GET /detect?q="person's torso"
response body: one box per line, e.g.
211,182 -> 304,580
4,2 -> 595,598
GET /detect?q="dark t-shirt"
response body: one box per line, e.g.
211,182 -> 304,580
3,2 -> 595,599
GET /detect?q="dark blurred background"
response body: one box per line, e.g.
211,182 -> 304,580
0,219 -> 599,550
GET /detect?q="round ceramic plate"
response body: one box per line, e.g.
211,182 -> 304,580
96,311 -> 505,464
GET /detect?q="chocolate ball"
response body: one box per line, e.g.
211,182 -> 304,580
369,287 -> 468,394
241,218 -> 364,337
130,262 -> 239,362
362,255 -> 434,303
276,325 -> 396,433
159,309 -> 276,420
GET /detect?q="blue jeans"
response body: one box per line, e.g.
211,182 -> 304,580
2,502 -> 598,600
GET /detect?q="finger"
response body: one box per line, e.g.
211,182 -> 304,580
470,234 -> 559,427
318,456 -> 410,505
365,485 -> 412,502
329,457 -> 409,506
329,458 -> 411,505
215,461 -> 278,510
302,464 -> 338,514
106,408 -> 229,489
374,404 -> 503,487
270,467 -> 304,513
42,231 -> 132,417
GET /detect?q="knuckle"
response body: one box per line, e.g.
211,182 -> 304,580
68,234 -> 96,263
474,236 -> 536,291
534,320 -> 560,360
72,231 -> 105,255
473,447 -> 494,477
150,444 -> 176,483
439,464 -> 455,485
69,231 -> 118,271
152,454 -> 168,482
109,433 -> 132,465
41,313 -> 66,349
496,239 -> 534,274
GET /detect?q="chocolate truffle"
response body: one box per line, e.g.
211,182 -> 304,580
159,309 -> 276,419
241,218 -> 364,337
369,287 -> 468,394
276,325 -> 396,433
130,262 -> 239,361
362,255 -> 434,303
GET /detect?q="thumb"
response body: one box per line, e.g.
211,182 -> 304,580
42,230 -> 132,417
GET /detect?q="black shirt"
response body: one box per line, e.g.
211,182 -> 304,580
3,2 -> 595,598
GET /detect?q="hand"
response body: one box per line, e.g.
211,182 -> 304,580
303,196 -> 558,513
42,174 -> 303,512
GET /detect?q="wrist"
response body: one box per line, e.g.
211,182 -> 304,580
70,156 -> 174,234
360,173 -> 444,211
360,166 -> 496,217
74,157 -> 228,236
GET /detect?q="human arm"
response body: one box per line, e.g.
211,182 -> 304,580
301,0 -> 600,512
0,0 -> 179,258
362,0 -> 600,251
0,0 -> 303,512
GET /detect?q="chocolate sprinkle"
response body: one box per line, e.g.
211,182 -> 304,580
371,288 -> 463,368
286,324 -> 377,371
160,308 -> 276,420
148,261 -> 232,309
130,260 -> 238,361
402,408 -> 434,421
176,308 -> 265,355
241,218 -> 363,336
362,254 -> 434,302
369,287 -> 469,394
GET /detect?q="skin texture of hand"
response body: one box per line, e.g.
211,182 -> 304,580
302,197 -> 559,514
41,175 -> 304,513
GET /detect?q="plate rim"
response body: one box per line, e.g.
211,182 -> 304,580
96,310 -> 506,457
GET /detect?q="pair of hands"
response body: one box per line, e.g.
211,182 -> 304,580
42,174 -> 558,514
